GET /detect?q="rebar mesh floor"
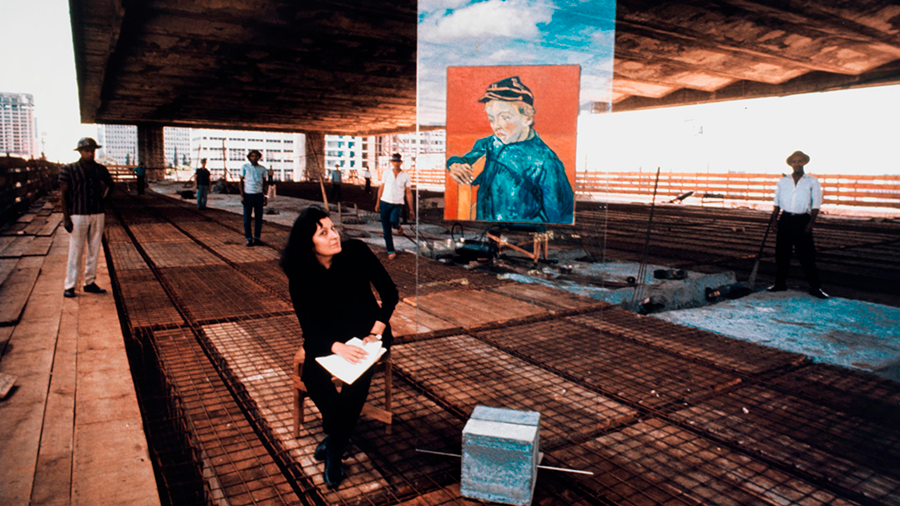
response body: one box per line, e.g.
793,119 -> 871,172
103,190 -> 900,506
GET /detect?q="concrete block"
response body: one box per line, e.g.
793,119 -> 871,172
461,406 -> 540,506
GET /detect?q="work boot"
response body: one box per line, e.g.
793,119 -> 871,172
245,239 -> 254,247
766,285 -> 786,292
809,288 -> 829,299
83,283 -> 106,294
64,288 -> 76,298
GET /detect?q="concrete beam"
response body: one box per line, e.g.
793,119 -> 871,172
137,125 -> 165,180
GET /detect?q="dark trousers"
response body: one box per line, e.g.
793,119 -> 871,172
196,184 -> 208,209
303,359 -> 375,453
364,178 -> 371,194
243,193 -> 264,240
774,213 -> 821,289
379,201 -> 403,253
136,175 -> 146,195
330,183 -> 343,201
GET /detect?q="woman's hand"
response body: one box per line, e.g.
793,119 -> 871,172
332,342 -> 368,364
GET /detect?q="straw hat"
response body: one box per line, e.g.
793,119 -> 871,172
786,150 -> 810,166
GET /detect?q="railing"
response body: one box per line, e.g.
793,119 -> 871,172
0,157 -> 60,225
107,164 -> 138,182
107,164 -> 167,183
407,165 -> 900,208
576,171 -> 900,208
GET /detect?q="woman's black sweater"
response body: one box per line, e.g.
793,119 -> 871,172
288,240 -> 399,359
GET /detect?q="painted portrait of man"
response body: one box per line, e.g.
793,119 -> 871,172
445,67 -> 579,225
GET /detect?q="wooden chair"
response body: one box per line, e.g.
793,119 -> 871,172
292,347 -> 393,437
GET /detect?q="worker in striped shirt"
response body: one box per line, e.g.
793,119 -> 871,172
59,137 -> 115,298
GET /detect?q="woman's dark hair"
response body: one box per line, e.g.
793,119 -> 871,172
281,205 -> 330,278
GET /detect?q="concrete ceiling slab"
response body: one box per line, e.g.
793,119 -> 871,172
70,0 -> 900,133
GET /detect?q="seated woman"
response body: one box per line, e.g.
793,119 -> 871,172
281,206 -> 398,488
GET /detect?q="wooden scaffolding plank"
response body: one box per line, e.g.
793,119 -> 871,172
0,258 -> 19,290
0,236 -> 17,254
0,236 -> 35,258
23,237 -> 53,257
23,217 -> 48,236
30,301 -> 78,506
37,214 -> 62,237
0,256 -> 43,325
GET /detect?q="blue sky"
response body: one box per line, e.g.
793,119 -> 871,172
418,0 -> 617,126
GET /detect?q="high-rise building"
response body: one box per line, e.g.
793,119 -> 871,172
324,135 -> 376,180
375,130 -> 446,182
0,93 -> 37,158
164,127 -> 191,167
96,124 -> 137,165
191,129 -> 306,182
376,130 -> 445,168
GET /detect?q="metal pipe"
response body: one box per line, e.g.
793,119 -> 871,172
415,448 -> 595,476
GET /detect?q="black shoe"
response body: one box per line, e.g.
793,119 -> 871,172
83,283 -> 106,294
245,239 -> 254,247
323,444 -> 345,489
314,436 -> 329,462
809,288 -> 829,299
63,288 -> 76,298
767,285 -> 787,292
253,238 -> 263,246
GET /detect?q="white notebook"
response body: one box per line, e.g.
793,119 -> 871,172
315,337 -> 386,385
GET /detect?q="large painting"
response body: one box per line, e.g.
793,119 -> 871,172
445,65 -> 580,224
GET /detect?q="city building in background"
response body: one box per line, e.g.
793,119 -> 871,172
324,135 -> 376,182
90,127 -> 450,186
164,127 -> 191,168
96,124 -> 137,165
376,130 -> 446,189
0,92 -> 38,158
97,125 -> 192,168
190,129 -> 306,182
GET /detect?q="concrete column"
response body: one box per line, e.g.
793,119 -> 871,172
293,134 -> 306,182
137,125 -> 165,181
304,131 -> 326,181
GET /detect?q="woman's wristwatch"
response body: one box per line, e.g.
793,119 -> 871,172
368,333 -> 382,340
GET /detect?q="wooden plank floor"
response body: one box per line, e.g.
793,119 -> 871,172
0,199 -> 160,506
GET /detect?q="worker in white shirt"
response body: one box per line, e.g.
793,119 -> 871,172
375,153 -> 414,260
768,150 -> 827,299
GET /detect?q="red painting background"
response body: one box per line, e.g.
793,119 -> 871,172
444,65 -> 580,223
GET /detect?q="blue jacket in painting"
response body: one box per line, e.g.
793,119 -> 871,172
447,132 -> 574,224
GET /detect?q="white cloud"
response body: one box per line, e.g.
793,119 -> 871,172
421,0 -> 555,44
591,28 -> 616,47
486,49 -> 515,61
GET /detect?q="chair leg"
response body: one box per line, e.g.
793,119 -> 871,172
385,361 -> 393,434
293,389 -> 303,438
